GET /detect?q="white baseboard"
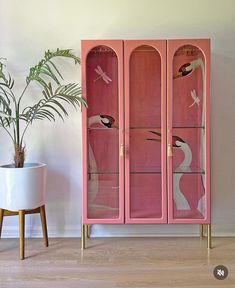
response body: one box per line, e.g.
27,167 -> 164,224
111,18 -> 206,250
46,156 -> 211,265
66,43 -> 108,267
1,224 -> 235,238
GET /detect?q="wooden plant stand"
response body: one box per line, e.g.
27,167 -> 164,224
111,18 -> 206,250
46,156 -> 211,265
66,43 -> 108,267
0,205 -> 48,260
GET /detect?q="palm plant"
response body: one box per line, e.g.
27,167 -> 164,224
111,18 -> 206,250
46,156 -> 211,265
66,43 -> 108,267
0,49 -> 86,168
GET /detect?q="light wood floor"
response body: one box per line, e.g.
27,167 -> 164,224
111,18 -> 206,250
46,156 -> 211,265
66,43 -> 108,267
0,237 -> 234,288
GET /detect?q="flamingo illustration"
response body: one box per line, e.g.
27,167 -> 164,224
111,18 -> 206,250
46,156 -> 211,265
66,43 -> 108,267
88,115 -> 118,211
147,131 -> 191,210
174,57 -> 205,214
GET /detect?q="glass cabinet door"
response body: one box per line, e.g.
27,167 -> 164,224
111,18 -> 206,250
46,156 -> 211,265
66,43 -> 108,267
82,41 -> 124,223
125,41 -> 167,223
167,40 -> 210,223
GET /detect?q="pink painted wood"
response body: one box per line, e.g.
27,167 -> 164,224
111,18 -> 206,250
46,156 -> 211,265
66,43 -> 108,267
81,40 -> 124,224
167,39 -> 210,224
124,40 -> 167,224
82,39 -> 210,227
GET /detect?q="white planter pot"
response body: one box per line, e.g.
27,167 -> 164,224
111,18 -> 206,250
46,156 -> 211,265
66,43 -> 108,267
0,163 -> 47,211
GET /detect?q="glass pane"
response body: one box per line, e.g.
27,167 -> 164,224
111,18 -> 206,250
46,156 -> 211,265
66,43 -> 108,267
173,174 -> 205,219
86,45 -> 119,218
129,45 -> 162,219
86,46 -> 119,123
130,45 -> 161,128
173,45 -> 205,128
88,174 -> 119,219
172,128 -> 204,173
130,174 -> 162,218
172,45 -> 206,219
172,128 -> 205,218
88,129 -> 119,173
130,129 -> 161,173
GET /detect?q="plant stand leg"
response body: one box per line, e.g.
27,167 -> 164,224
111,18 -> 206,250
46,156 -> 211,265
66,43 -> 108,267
40,205 -> 49,247
19,210 -> 25,260
199,224 -> 204,238
81,219 -> 85,250
207,224 -> 212,249
0,209 -> 4,238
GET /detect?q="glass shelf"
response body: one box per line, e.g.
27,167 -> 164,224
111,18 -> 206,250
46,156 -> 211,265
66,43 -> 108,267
172,126 -> 205,129
88,127 -> 118,130
88,172 -> 119,174
173,166 -> 205,174
130,127 -> 161,130
130,166 -> 161,174
130,172 -> 161,174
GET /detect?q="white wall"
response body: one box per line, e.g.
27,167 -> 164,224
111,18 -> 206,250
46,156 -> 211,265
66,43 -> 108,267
0,0 -> 235,237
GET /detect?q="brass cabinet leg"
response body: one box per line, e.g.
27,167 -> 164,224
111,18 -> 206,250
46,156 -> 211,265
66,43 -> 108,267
40,205 -> 49,247
199,224 -> 204,238
207,224 -> 212,249
86,225 -> 91,238
0,209 -> 4,238
19,210 -> 25,260
81,221 -> 85,250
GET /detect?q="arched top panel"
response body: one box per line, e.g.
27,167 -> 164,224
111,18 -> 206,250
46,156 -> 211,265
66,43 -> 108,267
172,45 -> 205,127
129,45 -> 162,128
130,44 -> 161,57
86,45 -> 119,124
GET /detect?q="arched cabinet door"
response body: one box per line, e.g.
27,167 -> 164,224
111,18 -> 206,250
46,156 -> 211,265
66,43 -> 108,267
81,40 -> 124,224
124,40 -> 167,224
167,39 -> 210,224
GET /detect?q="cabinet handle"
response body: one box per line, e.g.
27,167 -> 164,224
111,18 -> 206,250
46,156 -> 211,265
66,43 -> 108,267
168,144 -> 173,157
120,144 -> 124,157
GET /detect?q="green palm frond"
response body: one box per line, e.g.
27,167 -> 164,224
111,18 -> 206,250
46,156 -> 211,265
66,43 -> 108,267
0,60 -> 14,87
26,49 -> 80,88
0,94 -> 14,128
21,83 -> 85,123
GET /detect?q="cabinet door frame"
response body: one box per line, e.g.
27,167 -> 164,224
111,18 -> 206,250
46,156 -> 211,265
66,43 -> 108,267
124,40 -> 167,224
81,40 -> 124,224
167,39 -> 211,224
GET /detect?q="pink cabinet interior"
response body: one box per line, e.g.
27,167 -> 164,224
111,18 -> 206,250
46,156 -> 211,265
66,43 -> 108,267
82,39 -> 210,226
82,41 -> 124,223
125,41 -> 167,223
168,39 -> 210,224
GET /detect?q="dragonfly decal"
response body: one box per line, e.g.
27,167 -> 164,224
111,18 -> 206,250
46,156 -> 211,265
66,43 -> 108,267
94,65 -> 112,84
189,89 -> 200,108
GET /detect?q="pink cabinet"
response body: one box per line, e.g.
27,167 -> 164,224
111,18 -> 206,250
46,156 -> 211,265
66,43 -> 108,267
81,39 -> 210,247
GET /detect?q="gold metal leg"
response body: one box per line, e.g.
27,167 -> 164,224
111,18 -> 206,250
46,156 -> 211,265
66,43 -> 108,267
19,210 -> 25,260
86,225 -> 91,238
199,224 -> 204,238
0,209 -> 4,238
40,205 -> 49,247
81,220 -> 85,250
207,224 -> 212,249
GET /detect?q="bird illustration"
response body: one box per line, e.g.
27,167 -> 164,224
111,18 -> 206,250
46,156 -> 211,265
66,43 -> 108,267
147,131 -> 191,210
88,115 -> 118,211
174,57 -> 205,214
94,65 -> 112,84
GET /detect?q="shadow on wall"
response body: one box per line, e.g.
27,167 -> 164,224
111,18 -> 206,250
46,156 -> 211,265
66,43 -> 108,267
25,166 -> 74,237
211,51 -> 235,222
46,167 -> 73,235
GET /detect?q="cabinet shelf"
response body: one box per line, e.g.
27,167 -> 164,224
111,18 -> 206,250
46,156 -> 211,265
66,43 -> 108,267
130,172 -> 161,174
173,126 -> 205,129
88,127 -> 118,130
88,172 -> 119,174
130,127 -> 161,130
